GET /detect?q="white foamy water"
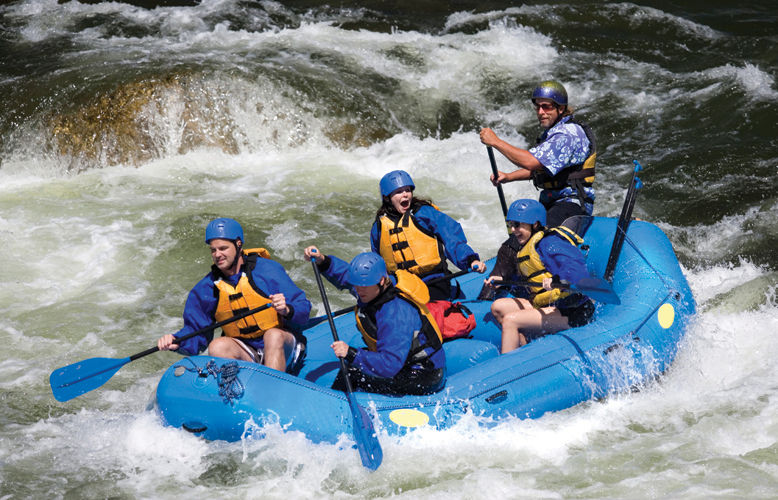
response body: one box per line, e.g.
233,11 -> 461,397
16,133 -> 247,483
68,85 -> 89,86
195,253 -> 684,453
2,0 -> 777,497
2,132 -> 777,498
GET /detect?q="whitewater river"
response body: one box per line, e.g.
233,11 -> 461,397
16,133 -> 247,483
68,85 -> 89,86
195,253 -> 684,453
1,1 -> 777,498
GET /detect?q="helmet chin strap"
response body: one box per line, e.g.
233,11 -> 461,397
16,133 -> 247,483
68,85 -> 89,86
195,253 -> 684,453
225,240 -> 243,275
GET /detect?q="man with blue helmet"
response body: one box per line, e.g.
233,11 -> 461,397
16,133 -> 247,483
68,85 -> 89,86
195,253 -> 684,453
304,246 -> 446,395
157,218 -> 311,372
481,199 -> 595,353
480,80 -> 597,227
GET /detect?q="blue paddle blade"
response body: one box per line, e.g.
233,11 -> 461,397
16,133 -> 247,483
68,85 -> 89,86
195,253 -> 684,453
573,277 -> 621,305
347,393 -> 383,470
49,356 -> 131,402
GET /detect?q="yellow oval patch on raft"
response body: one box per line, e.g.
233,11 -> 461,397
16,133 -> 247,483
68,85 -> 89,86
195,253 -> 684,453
389,408 -> 430,428
657,303 -> 675,329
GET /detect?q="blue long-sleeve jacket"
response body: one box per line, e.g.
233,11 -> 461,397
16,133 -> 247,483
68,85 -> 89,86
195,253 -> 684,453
535,232 -> 591,308
321,255 -> 446,378
536,232 -> 590,284
370,204 -> 479,277
173,258 -> 312,355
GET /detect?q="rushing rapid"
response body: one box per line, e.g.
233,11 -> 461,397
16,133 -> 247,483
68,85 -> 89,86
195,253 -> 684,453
1,1 -> 777,498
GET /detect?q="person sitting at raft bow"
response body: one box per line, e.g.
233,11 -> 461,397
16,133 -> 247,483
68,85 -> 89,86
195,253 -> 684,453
304,247 -> 446,395
480,80 -> 597,227
157,218 -> 311,372
481,199 -> 595,354
371,169 -> 486,302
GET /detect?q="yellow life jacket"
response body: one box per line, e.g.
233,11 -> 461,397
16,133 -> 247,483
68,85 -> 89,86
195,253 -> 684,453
354,270 -> 443,365
213,247 -> 280,339
516,227 -> 584,308
377,207 -> 447,276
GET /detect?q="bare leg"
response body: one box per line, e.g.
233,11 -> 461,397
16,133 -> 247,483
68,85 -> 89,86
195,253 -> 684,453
261,328 -> 296,372
492,297 -> 535,353
208,336 -> 255,362
491,297 -> 535,323
500,306 -> 570,354
501,328 -> 527,353
491,297 -> 516,324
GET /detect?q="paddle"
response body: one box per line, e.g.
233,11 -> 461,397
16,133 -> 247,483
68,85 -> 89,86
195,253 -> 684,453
49,303 -> 273,403
487,146 -> 509,218
310,260 -> 383,471
496,276 -> 620,305
303,267 -> 473,328
604,160 -> 643,282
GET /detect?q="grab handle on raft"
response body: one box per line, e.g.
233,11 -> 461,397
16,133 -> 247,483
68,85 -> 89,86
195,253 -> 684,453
310,259 -> 383,471
604,160 -> 643,282
487,146 -> 509,219
49,303 -> 273,403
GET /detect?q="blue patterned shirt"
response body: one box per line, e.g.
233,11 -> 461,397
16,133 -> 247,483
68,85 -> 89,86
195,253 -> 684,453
529,115 -> 594,214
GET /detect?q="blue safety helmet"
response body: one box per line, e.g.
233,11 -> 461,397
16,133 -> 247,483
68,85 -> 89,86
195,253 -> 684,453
347,252 -> 388,286
531,80 -> 568,107
379,170 -> 415,197
205,217 -> 244,244
506,199 -> 547,227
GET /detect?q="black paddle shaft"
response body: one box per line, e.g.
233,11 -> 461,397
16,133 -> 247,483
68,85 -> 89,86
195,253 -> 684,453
498,278 -> 572,291
128,302 -> 273,362
604,162 -> 643,282
310,260 -> 357,393
487,146 -> 509,218
309,258 -> 383,470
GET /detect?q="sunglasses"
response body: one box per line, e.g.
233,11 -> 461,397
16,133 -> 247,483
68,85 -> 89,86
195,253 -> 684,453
533,102 -> 558,112
507,221 -> 521,229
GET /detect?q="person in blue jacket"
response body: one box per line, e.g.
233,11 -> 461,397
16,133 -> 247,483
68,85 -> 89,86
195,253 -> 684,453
481,199 -> 595,353
480,80 -> 597,227
157,218 -> 311,372
304,247 -> 446,395
371,169 -> 486,302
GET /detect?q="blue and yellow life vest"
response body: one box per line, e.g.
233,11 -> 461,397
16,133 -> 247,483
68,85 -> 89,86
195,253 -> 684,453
355,270 -> 443,366
516,226 -> 584,307
213,248 -> 280,339
377,208 -> 447,276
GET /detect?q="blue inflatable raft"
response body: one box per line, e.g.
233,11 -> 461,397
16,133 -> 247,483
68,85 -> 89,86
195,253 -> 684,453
154,216 -> 695,443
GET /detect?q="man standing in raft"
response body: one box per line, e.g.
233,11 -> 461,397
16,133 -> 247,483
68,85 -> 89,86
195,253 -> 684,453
480,80 -> 597,227
157,218 -> 311,372
304,248 -> 446,395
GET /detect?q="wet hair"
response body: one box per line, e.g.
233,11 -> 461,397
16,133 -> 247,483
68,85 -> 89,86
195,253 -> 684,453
376,196 -> 435,218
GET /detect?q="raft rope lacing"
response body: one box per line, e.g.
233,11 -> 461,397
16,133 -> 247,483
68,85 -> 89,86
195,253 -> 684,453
180,358 -> 244,405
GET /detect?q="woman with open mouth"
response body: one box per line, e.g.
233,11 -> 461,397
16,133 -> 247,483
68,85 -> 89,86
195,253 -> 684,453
370,169 -> 486,305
